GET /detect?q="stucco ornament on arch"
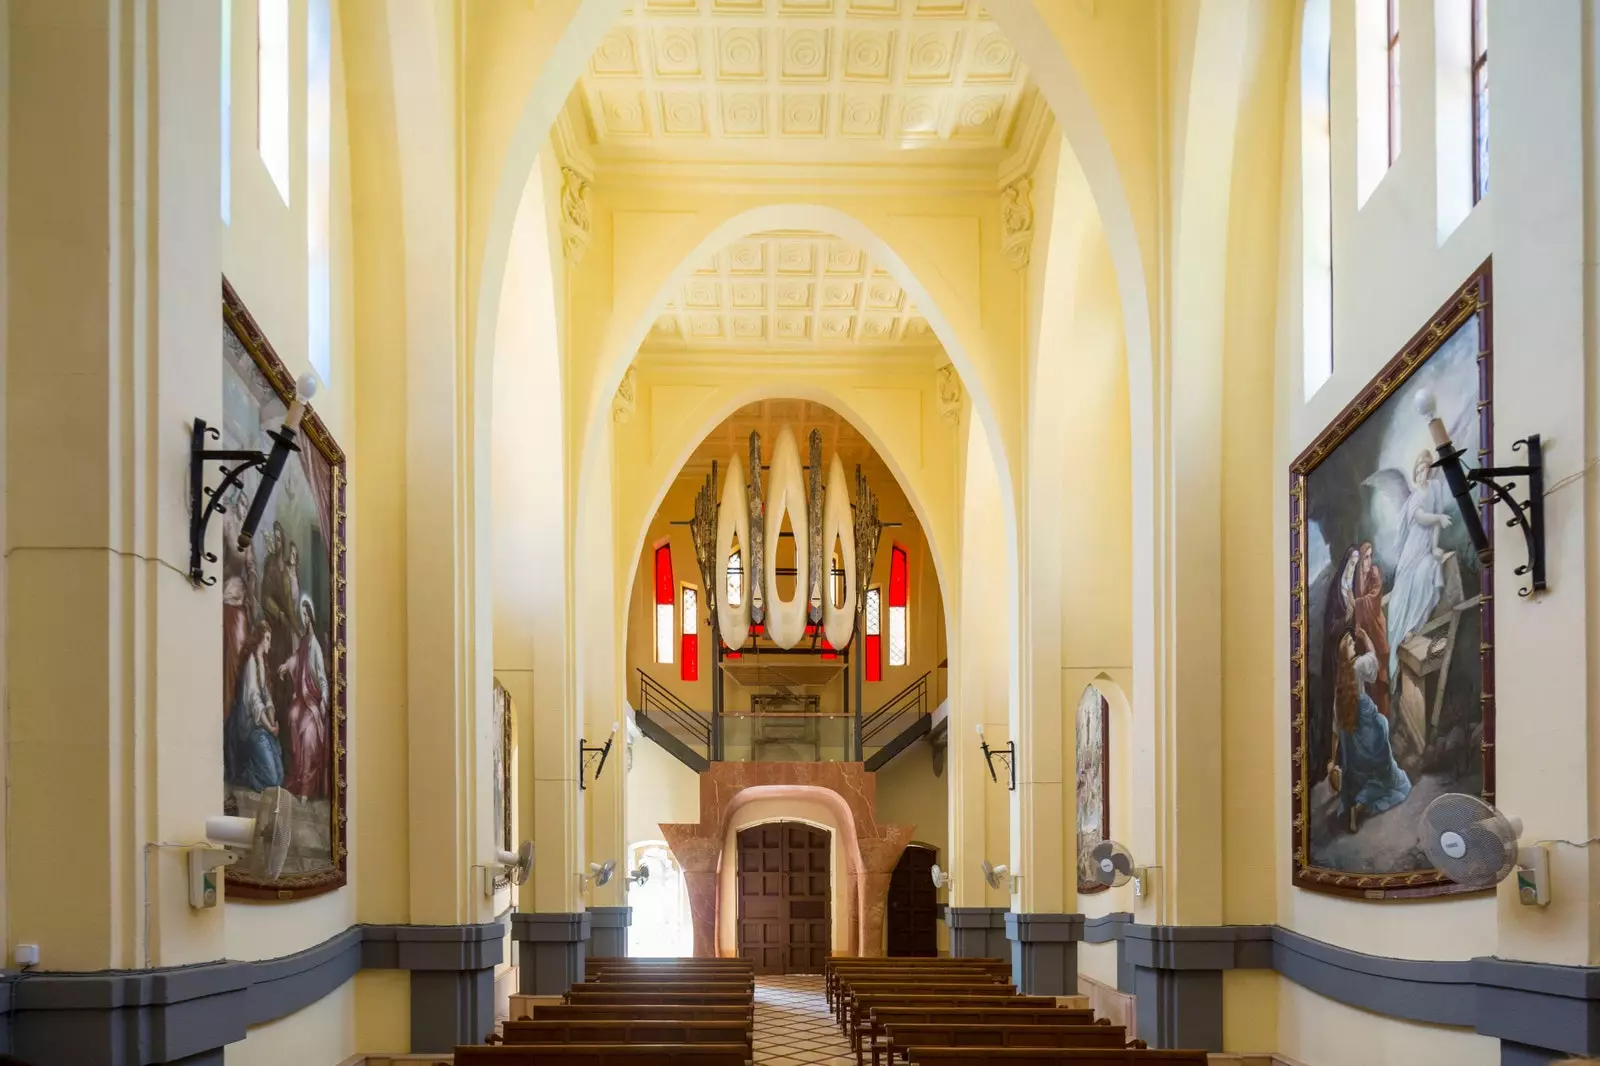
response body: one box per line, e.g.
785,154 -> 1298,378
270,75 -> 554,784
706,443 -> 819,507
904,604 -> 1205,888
660,762 -> 914,958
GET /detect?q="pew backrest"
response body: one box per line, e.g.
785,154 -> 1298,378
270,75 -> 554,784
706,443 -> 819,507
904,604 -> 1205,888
500,1020 -> 751,1049
528,1005 -> 751,1025
562,992 -> 753,1007
884,1023 -> 1130,1050
453,1043 -> 749,1066
904,1050 -> 1208,1066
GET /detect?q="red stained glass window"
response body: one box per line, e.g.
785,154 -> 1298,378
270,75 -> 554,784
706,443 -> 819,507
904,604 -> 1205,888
654,543 -> 674,665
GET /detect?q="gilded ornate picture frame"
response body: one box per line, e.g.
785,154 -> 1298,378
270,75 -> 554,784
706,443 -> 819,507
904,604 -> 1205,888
221,278 -> 349,900
1289,263 -> 1494,899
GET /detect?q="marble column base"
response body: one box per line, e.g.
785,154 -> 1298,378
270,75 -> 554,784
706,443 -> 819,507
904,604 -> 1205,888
512,912 -> 592,994
946,907 -> 1010,963
1005,912 -> 1084,996
588,906 -> 632,959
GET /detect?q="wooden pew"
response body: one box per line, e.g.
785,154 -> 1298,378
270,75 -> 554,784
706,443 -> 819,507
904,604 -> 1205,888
824,965 -> 1000,1009
825,959 -> 1009,1006
570,982 -> 752,996
498,1019 -> 751,1054
583,975 -> 755,992
831,971 -> 1007,1021
837,981 -> 1015,1031
846,991 -> 1050,1050
883,1023 -> 1133,1066
861,1007 -> 1097,1066
562,992 -> 754,1008
453,1044 -> 749,1066
904,1050 -> 1208,1066
527,1005 -> 752,1026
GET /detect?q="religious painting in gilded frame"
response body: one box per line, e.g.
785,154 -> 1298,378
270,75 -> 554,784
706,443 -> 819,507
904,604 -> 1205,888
221,278 -> 348,900
1289,263 -> 1494,899
493,680 -> 514,890
1075,685 -> 1110,894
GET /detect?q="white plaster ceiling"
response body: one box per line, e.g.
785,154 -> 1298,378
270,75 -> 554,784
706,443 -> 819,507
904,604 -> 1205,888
576,0 -> 1037,166
645,230 -> 938,350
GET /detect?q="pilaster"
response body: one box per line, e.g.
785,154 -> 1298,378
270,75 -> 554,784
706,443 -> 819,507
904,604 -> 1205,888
588,906 -> 632,959
512,911 -> 592,994
1006,912 -> 1084,995
946,907 -> 1011,961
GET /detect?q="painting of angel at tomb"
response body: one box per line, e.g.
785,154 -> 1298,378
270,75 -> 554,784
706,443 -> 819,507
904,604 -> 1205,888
1291,275 -> 1493,897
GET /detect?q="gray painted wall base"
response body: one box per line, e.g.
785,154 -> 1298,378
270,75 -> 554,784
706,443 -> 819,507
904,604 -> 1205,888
588,907 -> 632,960
1084,913 -> 1600,1063
411,968 -> 496,1052
0,921 -> 504,1066
512,912 -> 592,995
945,907 -> 1010,963
1005,913 -> 1083,996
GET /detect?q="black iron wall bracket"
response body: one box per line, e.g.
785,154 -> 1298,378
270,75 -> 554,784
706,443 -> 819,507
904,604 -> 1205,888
188,418 -> 299,587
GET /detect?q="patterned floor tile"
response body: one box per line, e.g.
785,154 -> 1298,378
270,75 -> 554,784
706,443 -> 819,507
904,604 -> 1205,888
755,976 -> 855,1066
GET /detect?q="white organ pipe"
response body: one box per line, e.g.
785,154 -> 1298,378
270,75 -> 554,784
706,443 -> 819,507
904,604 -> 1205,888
716,452 -> 752,649
821,453 -> 857,651
763,426 -> 808,649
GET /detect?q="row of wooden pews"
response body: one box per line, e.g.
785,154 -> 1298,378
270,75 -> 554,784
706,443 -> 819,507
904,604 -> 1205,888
826,956 -> 1209,1066
454,957 -> 755,1065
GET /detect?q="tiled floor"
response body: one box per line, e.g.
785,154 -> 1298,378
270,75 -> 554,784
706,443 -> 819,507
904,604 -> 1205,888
753,975 -> 856,1066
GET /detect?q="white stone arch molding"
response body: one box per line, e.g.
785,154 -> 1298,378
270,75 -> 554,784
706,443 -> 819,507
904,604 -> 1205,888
467,0 -> 1155,456
616,382 -> 956,657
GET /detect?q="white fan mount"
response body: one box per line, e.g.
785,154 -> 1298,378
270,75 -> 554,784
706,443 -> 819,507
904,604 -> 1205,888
1420,793 -> 1550,905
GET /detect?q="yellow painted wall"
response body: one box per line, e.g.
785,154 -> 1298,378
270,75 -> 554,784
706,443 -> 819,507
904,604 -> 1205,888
872,739 -> 952,953
226,980 -> 355,1066
625,731 -> 702,848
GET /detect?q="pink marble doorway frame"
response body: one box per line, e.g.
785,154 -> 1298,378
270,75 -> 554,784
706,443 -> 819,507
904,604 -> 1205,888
659,762 -> 915,960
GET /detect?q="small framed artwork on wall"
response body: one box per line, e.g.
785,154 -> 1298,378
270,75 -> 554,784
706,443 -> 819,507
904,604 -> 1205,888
1289,262 -> 1494,899
221,278 -> 349,900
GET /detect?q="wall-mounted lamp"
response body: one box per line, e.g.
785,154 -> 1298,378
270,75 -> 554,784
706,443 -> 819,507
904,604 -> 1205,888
189,375 -> 319,587
1416,388 -> 1546,595
976,724 -> 1016,791
579,724 -> 619,791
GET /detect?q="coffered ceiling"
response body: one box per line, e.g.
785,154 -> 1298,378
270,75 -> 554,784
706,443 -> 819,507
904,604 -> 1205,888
573,0 -> 1039,168
644,230 -> 940,351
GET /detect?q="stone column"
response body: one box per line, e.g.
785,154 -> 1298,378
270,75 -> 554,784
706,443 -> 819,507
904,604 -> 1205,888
856,870 -> 894,957
6,0 -> 227,976
683,868 -> 719,958
946,908 -> 1010,959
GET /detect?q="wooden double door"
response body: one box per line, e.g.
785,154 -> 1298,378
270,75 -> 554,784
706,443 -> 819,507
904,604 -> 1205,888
886,844 -> 939,957
736,822 -> 830,974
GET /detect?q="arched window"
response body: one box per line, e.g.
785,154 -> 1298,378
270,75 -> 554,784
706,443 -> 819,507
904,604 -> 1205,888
1472,0 -> 1488,202
654,543 -> 674,665
680,585 -> 699,682
257,0 -> 290,204
864,587 -> 882,682
887,544 -> 909,668
626,843 -> 693,958
221,0 -> 232,222
307,0 -> 332,385
1355,0 -> 1394,204
1302,0 -> 1333,398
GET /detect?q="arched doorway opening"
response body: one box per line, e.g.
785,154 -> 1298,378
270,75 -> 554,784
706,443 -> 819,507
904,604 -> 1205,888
886,843 -> 939,957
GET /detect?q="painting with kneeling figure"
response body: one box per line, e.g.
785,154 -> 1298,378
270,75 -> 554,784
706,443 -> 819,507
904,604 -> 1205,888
1290,265 -> 1494,899
220,279 -> 348,899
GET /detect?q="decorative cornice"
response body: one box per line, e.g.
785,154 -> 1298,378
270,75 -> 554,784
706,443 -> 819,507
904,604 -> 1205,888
636,348 -> 946,374
996,91 -> 1056,190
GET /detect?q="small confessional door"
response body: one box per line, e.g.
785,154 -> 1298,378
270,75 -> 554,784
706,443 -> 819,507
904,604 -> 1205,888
886,844 -> 938,957
736,822 -> 831,974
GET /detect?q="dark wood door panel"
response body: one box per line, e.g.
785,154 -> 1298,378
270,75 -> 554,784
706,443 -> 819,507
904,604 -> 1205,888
736,821 -> 831,974
887,844 -> 938,957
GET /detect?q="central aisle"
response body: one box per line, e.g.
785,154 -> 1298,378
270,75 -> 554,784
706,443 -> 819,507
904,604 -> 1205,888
753,975 -> 856,1066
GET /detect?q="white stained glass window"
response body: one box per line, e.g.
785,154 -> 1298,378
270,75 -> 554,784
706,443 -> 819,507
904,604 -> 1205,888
888,606 -> 907,666
307,0 -> 331,385
221,0 -> 233,222
655,603 -> 675,665
865,588 -> 882,635
727,551 -> 743,608
258,0 -> 291,204
682,587 -> 698,635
